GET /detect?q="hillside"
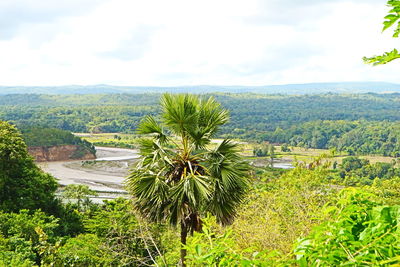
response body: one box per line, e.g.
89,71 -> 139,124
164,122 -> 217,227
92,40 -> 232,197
21,127 -> 96,161
1,81 -> 400,95
1,93 -> 400,135
1,93 -> 400,157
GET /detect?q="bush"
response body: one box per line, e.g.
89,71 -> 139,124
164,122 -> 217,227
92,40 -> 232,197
0,209 -> 60,265
55,234 -> 112,266
232,167 -> 337,254
295,188 -> 400,266
0,121 -> 59,213
185,216 -> 279,266
84,198 -> 162,266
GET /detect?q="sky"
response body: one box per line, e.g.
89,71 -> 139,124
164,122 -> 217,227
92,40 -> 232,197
0,0 -> 399,86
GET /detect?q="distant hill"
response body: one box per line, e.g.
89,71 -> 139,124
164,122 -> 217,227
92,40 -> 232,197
1,82 -> 400,95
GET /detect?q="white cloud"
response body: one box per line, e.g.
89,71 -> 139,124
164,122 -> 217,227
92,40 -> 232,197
0,0 -> 398,86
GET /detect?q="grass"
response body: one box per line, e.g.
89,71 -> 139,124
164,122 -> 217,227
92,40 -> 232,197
75,133 -> 140,149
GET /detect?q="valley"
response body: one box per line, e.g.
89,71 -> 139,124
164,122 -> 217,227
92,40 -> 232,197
2,0 -> 400,265
39,147 -> 138,193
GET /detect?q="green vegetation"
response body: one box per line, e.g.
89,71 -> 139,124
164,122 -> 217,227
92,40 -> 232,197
2,93 -> 400,156
2,93 -> 400,135
79,133 -> 140,149
61,184 -> 98,211
295,189 -> 400,266
0,94 -> 158,133
2,130 -> 400,265
0,198 -> 165,266
253,143 -> 270,157
364,0 -> 400,65
0,121 -> 58,213
260,121 -> 400,156
21,127 -> 96,157
126,94 -> 249,266
331,156 -> 400,185
2,90 -> 400,266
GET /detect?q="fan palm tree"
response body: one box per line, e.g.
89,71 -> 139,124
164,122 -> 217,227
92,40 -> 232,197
126,94 -> 249,266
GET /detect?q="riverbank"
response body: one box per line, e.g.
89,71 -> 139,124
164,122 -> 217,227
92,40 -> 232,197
38,147 -> 138,193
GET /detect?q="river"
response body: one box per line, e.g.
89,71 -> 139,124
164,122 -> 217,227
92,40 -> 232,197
39,146 -> 293,200
38,147 -> 138,195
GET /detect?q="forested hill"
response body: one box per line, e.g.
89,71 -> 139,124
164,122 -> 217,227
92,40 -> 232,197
20,127 -> 96,161
1,93 -> 400,133
21,127 -> 95,151
1,81 -> 400,95
2,93 -> 400,155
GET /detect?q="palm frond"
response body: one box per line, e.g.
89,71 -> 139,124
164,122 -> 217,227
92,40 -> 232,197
207,139 -> 241,165
126,171 -> 170,222
160,94 -> 199,136
214,139 -> 239,155
137,138 -> 173,166
186,129 -> 211,150
204,139 -> 250,224
137,115 -> 167,143
168,173 -> 212,226
186,96 -> 230,149
198,96 -> 229,133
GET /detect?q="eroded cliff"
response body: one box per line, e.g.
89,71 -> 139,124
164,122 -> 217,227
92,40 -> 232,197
28,145 -> 96,162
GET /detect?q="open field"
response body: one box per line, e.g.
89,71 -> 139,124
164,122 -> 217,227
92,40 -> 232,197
76,134 -> 398,169
76,133 -> 140,148
240,144 -> 398,167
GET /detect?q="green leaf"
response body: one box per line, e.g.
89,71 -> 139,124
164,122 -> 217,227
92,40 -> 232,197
383,14 -> 399,31
363,49 -> 400,65
364,0 -> 400,65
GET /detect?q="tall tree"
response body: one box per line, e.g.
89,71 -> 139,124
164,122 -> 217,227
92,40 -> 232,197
364,0 -> 400,65
126,94 -> 249,266
0,121 -> 58,212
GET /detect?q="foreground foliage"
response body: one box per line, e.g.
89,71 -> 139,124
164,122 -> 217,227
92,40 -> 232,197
0,199 -> 164,266
185,216 -> 279,266
296,189 -> 400,266
364,0 -> 400,65
0,121 -> 58,213
2,160 -> 400,266
232,167 -> 337,254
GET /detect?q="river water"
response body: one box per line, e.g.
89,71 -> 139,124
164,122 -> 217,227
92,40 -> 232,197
95,146 -> 139,161
39,147 -> 138,194
272,162 -> 294,169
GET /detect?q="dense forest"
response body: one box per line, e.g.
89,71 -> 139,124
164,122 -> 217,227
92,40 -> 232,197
261,121 -> 400,156
1,93 -> 400,156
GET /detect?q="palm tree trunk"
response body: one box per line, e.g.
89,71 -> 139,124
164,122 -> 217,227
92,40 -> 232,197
180,221 -> 188,267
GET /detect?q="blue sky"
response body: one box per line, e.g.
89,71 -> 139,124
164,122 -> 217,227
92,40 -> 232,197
0,0 -> 398,86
